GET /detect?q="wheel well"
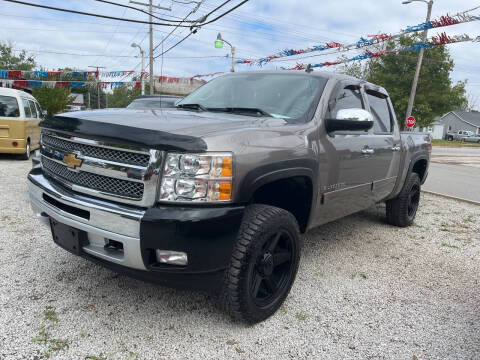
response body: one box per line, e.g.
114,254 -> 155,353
412,159 -> 427,182
250,176 -> 312,233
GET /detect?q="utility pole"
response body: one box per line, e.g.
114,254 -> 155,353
131,43 -> 145,95
88,65 -> 106,109
403,0 -> 434,127
215,33 -> 236,72
130,1 -> 171,95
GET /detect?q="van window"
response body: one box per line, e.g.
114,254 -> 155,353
0,95 -> 20,117
22,98 -> 32,118
35,102 -> 43,117
28,100 -> 38,118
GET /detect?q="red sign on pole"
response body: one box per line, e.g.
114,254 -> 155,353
406,116 -> 416,128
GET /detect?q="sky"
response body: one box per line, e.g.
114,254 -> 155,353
0,0 -> 479,109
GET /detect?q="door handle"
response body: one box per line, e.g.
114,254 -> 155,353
391,146 -> 401,152
361,148 -> 375,155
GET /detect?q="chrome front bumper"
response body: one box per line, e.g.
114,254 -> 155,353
28,170 -> 147,270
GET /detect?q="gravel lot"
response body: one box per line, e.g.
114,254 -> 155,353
1,157 -> 479,360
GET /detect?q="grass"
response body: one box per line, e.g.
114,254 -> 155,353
441,242 -> 460,249
295,312 -> 309,321
432,139 -> 480,147
30,307 -> 69,358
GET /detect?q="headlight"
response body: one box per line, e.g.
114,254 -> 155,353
159,153 -> 233,202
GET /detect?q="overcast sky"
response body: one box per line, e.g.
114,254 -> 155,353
1,0 -> 479,109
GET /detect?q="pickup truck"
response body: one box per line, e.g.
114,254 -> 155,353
446,130 -> 475,141
28,71 -> 431,323
460,134 -> 480,144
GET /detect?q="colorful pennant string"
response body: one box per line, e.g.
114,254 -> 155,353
283,33 -> 477,70
236,6 -> 480,66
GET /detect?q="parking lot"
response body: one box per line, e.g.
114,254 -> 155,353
0,157 -> 479,360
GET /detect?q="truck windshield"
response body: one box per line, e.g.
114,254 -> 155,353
0,95 -> 20,117
178,73 -> 327,122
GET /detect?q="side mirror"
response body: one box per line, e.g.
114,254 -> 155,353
325,108 -> 374,133
42,110 -> 48,117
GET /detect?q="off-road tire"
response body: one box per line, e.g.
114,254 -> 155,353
386,172 -> 421,227
221,204 -> 300,323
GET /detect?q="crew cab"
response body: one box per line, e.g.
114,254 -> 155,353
27,71 -> 431,323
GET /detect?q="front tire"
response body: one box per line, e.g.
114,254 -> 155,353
21,141 -> 31,160
222,204 -> 300,323
386,173 -> 421,227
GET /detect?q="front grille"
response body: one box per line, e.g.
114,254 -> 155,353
42,134 -> 150,167
42,157 -> 144,200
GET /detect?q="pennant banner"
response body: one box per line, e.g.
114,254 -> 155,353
284,33 -> 477,70
0,69 -> 140,81
236,6 -> 480,66
0,80 -> 143,90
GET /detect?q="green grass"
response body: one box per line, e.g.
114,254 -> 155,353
441,242 -> 459,249
432,139 -> 480,147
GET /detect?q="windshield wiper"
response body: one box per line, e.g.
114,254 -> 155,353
176,103 -> 207,111
207,107 -> 273,117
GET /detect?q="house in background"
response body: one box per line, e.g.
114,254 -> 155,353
65,93 -> 86,112
417,111 -> 480,139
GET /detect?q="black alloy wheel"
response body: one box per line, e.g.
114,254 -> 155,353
407,183 -> 420,221
249,230 -> 294,307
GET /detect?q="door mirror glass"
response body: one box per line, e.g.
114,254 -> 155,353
325,108 -> 374,133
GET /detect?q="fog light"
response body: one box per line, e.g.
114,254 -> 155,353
155,250 -> 188,266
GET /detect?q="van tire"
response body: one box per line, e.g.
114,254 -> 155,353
21,140 -> 31,160
386,173 -> 421,227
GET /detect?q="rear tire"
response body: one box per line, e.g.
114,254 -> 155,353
21,141 -> 31,160
386,173 -> 421,227
221,204 -> 300,323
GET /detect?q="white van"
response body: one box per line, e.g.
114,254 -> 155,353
0,88 -> 43,159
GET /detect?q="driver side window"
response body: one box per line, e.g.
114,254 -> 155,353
328,85 -> 364,118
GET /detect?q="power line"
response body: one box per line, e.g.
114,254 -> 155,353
1,0 -> 194,27
95,0 -> 196,23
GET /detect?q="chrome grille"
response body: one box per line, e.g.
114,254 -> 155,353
42,157 -> 144,200
42,134 -> 150,167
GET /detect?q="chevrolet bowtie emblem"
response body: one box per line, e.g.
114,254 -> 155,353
62,153 -> 83,169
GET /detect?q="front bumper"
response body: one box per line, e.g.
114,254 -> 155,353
28,168 -> 245,291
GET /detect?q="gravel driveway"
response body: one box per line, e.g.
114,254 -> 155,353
1,157 -> 479,360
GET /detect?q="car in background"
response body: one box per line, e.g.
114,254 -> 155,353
446,130 -> 474,141
126,95 -> 182,110
0,88 -> 43,159
461,134 -> 480,143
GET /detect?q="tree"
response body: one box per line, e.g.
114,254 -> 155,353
341,35 -> 467,127
107,85 -> 141,108
32,87 -> 75,116
0,42 -> 35,70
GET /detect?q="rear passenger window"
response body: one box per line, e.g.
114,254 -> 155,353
329,85 -> 363,117
22,98 -> 32,118
366,91 -> 392,133
0,95 -> 20,117
28,100 -> 38,118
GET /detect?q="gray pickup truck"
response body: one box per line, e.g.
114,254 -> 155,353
28,71 -> 431,323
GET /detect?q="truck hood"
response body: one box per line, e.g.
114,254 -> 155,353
40,108 -> 284,152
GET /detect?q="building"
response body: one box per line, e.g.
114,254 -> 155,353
418,111 -> 480,139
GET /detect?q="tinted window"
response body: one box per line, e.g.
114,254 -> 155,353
179,74 -> 328,122
22,98 -> 32,118
329,86 -> 363,117
367,91 -> 392,133
28,100 -> 38,118
0,95 -> 20,117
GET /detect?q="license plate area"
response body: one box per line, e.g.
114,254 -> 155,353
50,219 -> 88,256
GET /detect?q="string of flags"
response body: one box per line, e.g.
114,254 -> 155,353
0,69 -> 144,80
285,33 -> 479,70
0,80 -> 144,90
235,5 -> 480,66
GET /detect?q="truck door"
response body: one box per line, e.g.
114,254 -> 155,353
314,82 -> 377,226
364,89 -> 401,202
